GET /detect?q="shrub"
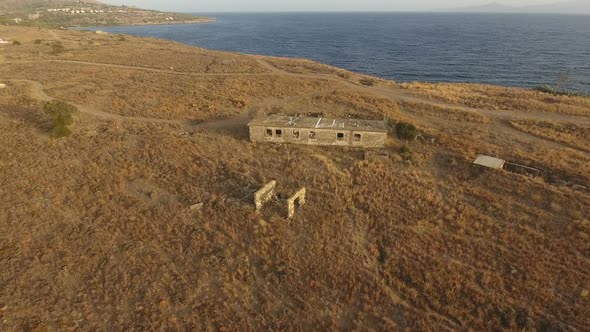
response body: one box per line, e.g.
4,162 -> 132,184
533,84 -> 586,97
396,122 -> 418,140
12,40 -> 21,45
337,72 -> 351,79
400,145 -> 412,160
34,39 -> 42,44
52,123 -> 72,138
359,78 -> 375,86
44,100 -> 77,138
49,41 -> 65,55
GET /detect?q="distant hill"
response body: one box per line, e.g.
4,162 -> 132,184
0,0 -> 99,11
0,0 -> 212,28
449,1 -> 590,15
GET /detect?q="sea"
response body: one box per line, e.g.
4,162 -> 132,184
81,13 -> 590,93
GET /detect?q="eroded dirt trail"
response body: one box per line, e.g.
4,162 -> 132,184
2,59 -> 268,77
4,78 -> 190,125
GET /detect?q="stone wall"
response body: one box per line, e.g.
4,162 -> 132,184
249,126 -> 386,148
504,162 -> 541,178
287,188 -> 306,218
254,180 -> 276,211
364,150 -> 390,161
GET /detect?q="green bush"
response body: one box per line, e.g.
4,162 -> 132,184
44,100 -> 77,138
396,122 -> 418,140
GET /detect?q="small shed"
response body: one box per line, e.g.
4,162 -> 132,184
473,155 -> 506,170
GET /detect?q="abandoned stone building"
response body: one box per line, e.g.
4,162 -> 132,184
248,115 -> 389,148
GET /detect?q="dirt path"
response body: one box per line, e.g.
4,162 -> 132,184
6,78 -> 185,125
3,60 -> 267,77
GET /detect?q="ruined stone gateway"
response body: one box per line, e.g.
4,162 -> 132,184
248,115 -> 389,148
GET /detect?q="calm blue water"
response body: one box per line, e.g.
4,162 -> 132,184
83,13 -> 590,93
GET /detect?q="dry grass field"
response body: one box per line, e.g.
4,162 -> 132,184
510,120 -> 590,153
401,81 -> 590,116
1,26 -> 589,331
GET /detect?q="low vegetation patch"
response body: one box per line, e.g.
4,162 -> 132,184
43,100 -> 77,138
401,82 -> 590,116
49,41 -> 65,55
398,100 -> 490,123
396,121 -> 418,140
510,120 -> 590,152
400,145 -> 413,160
359,78 -> 376,86
533,84 -> 587,98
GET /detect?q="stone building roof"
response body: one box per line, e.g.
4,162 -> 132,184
248,115 -> 389,133
473,155 -> 506,170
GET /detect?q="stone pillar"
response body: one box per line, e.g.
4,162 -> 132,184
287,188 -> 306,218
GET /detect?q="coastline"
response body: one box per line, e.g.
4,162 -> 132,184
69,17 -> 217,29
64,25 -> 590,98
124,18 -> 217,26
74,13 -> 590,95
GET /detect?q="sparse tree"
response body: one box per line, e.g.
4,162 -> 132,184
395,122 -> 418,141
44,100 -> 77,138
49,41 -> 65,55
400,145 -> 413,161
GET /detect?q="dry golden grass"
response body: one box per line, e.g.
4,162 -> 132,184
264,56 -> 345,75
398,99 -> 491,124
510,120 -> 590,152
1,26 -> 589,331
401,82 -> 590,116
312,89 -> 406,121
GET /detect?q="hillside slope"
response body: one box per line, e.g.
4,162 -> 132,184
0,26 -> 589,330
0,0 -> 211,28
452,0 -> 590,14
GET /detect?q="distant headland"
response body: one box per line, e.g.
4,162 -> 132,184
0,0 -> 214,28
